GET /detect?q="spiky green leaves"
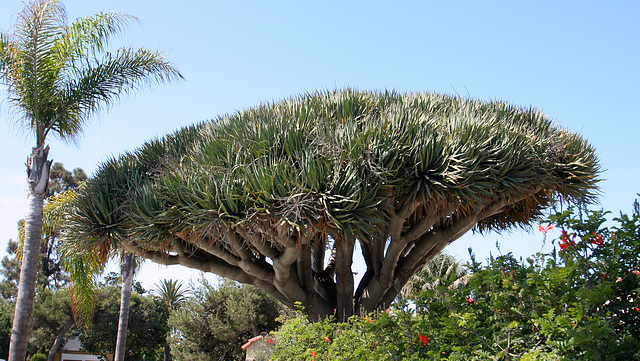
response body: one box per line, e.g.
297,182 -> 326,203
65,89 -> 600,252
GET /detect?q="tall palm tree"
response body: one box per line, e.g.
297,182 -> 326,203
0,1 -> 183,360
153,279 -> 190,361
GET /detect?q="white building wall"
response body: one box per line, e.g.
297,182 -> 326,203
60,353 -> 104,361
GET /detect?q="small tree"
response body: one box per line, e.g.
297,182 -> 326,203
168,279 -> 282,361
153,279 -> 190,361
64,89 -> 600,320
80,285 -> 169,361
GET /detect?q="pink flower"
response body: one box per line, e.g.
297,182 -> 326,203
539,223 -> 554,234
418,333 -> 430,346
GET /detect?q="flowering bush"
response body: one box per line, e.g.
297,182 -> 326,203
270,201 -> 640,360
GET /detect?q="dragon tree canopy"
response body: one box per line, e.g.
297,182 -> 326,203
64,89 -> 600,319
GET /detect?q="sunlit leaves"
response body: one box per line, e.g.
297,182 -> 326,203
65,89 -> 600,258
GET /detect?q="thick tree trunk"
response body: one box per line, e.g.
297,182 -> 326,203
9,146 -> 51,361
114,253 -> 135,361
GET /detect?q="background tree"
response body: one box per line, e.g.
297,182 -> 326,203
400,252 -> 468,300
0,0 -> 183,358
153,279 -> 189,311
64,89 -> 600,321
80,284 -> 169,361
28,288 -> 77,361
0,163 -> 85,301
0,298 -> 13,360
153,279 -> 190,361
167,278 -> 282,361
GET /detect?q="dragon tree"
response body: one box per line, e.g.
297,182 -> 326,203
63,89 -> 599,320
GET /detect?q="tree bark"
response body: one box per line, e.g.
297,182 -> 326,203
9,146 -> 51,361
163,343 -> 170,361
48,318 -> 74,361
114,253 -> 135,361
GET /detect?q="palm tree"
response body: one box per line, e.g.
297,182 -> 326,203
153,279 -> 190,361
153,279 -> 190,310
0,1 -> 183,359
400,253 -> 469,299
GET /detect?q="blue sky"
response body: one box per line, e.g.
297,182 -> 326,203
1,0 -> 638,289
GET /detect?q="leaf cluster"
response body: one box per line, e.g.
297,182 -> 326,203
64,89 -> 600,256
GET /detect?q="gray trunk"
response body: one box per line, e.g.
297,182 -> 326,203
9,146 -> 51,361
163,343 -> 170,361
114,253 -> 135,361
48,319 -> 74,361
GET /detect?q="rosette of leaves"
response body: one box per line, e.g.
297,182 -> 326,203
63,89 -> 600,320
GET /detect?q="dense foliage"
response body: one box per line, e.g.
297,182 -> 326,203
28,288 -> 75,356
271,202 -> 640,360
0,299 -> 12,359
79,285 -> 169,361
168,279 -> 282,361
64,89 -> 600,320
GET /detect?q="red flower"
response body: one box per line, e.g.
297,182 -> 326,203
323,336 -> 330,343
559,230 -> 576,249
591,233 -> 604,247
559,240 -> 572,250
311,351 -> 316,359
418,333 -> 430,346
466,297 -> 474,304
539,223 -> 554,234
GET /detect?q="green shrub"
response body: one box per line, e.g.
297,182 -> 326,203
271,201 -> 640,360
30,353 -> 46,361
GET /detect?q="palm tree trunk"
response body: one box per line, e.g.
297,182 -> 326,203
9,146 -> 51,361
114,253 -> 135,361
